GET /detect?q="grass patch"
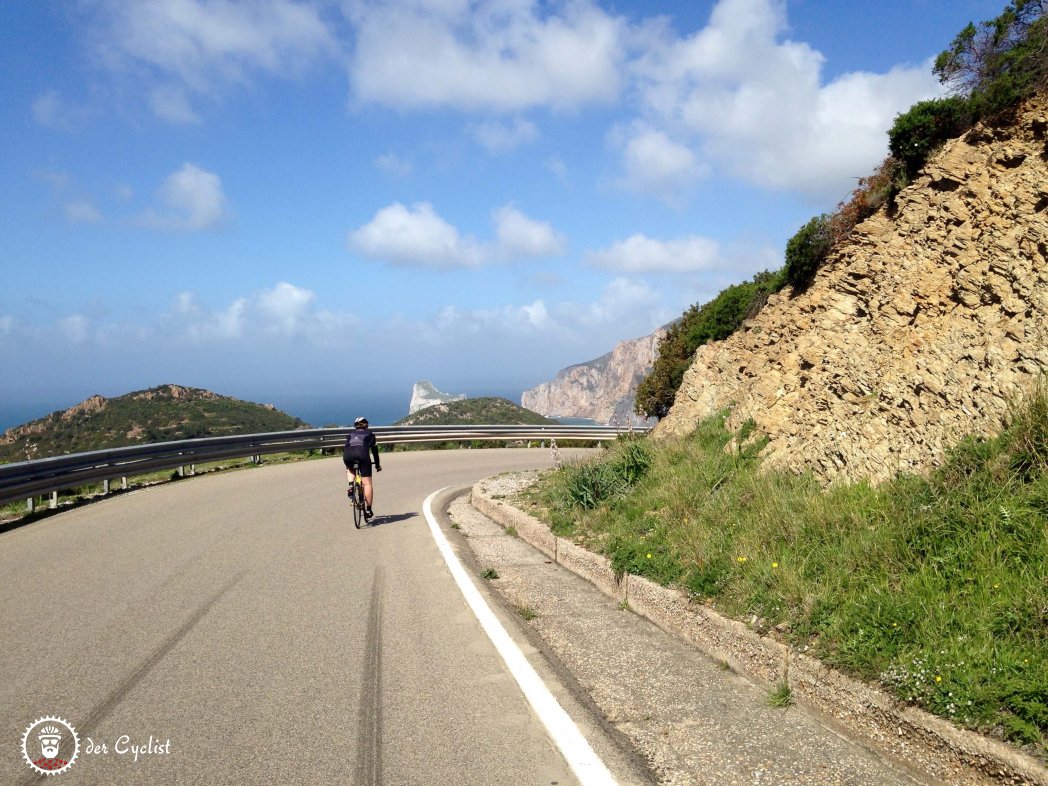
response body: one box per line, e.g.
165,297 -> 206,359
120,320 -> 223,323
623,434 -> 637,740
482,568 -> 499,580
524,382 -> 1048,757
768,681 -> 794,708
516,603 -> 537,621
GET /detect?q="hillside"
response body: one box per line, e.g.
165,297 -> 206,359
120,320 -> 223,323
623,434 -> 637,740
522,328 -> 665,427
656,93 -> 1048,485
0,384 -> 308,463
395,397 -> 555,426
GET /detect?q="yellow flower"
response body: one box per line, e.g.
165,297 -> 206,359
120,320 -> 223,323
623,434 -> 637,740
772,562 -> 779,569
935,675 -> 943,683
646,553 -> 652,559
736,556 -> 748,563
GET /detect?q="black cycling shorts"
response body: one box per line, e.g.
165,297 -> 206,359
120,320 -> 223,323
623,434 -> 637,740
343,453 -> 374,477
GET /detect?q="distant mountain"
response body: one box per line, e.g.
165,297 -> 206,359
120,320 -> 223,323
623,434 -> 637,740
0,384 -> 308,463
522,328 -> 666,427
395,397 -> 555,426
408,380 -> 467,414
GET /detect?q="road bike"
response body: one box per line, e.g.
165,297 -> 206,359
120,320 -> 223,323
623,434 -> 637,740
348,460 -> 367,529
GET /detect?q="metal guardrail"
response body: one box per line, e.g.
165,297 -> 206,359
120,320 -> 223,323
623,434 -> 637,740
0,424 -> 646,510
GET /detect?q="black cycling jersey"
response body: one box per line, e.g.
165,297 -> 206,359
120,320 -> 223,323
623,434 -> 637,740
343,427 -> 380,477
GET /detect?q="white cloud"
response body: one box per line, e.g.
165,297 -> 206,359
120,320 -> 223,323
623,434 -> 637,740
492,205 -> 565,258
60,315 -> 91,344
348,201 -> 564,267
31,90 -> 91,130
142,163 -> 229,231
170,283 -> 358,344
348,202 -> 484,268
89,0 -> 338,121
374,152 -> 413,178
347,0 -> 625,111
545,155 -> 569,184
470,117 -> 539,153
148,85 -> 202,124
587,234 -> 722,274
628,0 -> 943,199
612,123 -> 708,204
399,277 -> 661,350
65,200 -> 105,225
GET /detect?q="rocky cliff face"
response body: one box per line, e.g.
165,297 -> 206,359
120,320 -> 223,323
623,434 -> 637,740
522,328 -> 667,426
656,96 -> 1048,485
408,380 -> 466,415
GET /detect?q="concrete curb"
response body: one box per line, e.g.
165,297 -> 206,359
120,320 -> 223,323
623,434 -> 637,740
471,481 -> 1048,786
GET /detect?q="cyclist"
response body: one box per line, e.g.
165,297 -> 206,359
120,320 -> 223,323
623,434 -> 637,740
343,416 -> 382,520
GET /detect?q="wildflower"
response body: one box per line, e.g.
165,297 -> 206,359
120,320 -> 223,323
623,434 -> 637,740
736,556 -> 748,563
935,675 -> 943,683
646,553 -> 652,559
771,562 -> 779,569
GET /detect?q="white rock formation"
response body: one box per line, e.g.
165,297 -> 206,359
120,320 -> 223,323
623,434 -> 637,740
408,380 -> 466,415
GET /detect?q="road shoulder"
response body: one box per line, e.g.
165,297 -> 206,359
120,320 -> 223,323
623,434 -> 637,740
462,472 -> 1048,786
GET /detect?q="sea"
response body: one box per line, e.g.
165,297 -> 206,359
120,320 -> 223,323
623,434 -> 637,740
0,391 -> 594,433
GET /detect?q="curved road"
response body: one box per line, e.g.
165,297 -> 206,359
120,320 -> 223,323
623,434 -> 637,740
2,448 -> 623,785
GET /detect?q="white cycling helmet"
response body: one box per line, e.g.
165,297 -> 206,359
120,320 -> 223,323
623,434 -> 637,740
354,417 -> 369,428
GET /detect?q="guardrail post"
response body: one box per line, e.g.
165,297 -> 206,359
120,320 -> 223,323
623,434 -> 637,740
121,476 -> 128,490
103,479 -> 110,495
189,464 -> 196,477
27,497 -> 34,514
49,491 -> 58,510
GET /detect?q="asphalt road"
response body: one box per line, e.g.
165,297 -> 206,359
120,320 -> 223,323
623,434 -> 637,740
1,448 -> 630,786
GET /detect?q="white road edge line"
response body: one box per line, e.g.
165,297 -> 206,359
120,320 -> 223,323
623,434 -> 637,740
423,489 -> 619,786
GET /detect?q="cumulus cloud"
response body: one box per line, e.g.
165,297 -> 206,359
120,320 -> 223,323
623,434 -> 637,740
470,117 -> 539,153
348,201 -> 563,267
347,0 -> 625,111
587,234 -> 722,274
141,163 -> 229,231
629,0 -> 942,199
492,205 -> 565,257
170,283 -> 357,344
88,0 -> 338,121
348,202 -> 484,268
611,123 -> 708,204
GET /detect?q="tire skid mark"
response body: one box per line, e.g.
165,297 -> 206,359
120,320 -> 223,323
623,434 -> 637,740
20,568 -> 250,785
355,566 -> 385,786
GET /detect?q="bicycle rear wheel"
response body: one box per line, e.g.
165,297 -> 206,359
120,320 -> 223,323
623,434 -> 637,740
352,483 -> 363,529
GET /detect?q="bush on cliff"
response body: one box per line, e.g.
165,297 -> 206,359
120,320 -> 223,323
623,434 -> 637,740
634,270 -> 785,420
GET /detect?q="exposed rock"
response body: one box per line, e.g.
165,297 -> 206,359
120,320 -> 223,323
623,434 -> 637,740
522,328 -> 667,426
408,380 -> 466,415
656,95 -> 1048,485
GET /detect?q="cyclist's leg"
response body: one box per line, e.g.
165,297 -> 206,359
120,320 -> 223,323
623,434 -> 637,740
361,476 -> 374,508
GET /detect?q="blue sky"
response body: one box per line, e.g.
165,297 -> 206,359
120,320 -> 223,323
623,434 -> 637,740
0,0 -> 1004,426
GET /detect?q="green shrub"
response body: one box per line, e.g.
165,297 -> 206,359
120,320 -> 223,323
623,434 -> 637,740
783,215 -> 833,291
635,271 -> 785,420
888,97 -> 973,175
